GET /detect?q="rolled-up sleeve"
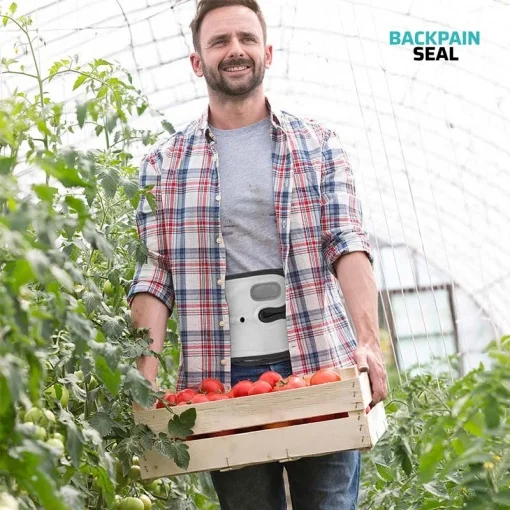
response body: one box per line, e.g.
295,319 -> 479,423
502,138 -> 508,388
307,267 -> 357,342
320,130 -> 374,274
127,151 -> 175,311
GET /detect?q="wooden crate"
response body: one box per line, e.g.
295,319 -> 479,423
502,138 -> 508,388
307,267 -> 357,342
133,366 -> 387,479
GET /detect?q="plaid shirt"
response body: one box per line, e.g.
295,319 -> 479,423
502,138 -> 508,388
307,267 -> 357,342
127,98 -> 373,390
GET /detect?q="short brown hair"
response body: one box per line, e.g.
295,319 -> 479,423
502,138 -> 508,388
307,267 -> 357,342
190,0 -> 267,53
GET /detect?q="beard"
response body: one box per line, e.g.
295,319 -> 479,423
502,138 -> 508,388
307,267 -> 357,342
202,57 -> 265,97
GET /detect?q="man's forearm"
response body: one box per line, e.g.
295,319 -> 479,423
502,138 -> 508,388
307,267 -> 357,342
130,293 -> 170,390
334,252 -> 379,344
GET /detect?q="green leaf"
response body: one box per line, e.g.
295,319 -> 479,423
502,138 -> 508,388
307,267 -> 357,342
419,442 -> 445,482
483,397 -> 500,429
423,482 -> 450,499
169,442 -> 190,469
76,102 -> 87,128
32,184 -> 59,203
101,168 -> 120,198
153,433 -> 175,458
0,156 -> 15,175
9,3 -> 17,14
2,16 -> 8,27
49,265 -> 74,291
375,462 -> 393,482
124,368 -> 155,408
161,120 -> 175,134
72,73 -> 87,91
89,412 -> 117,438
64,196 -> 89,218
94,355 -> 121,397
59,410 -> 84,468
94,59 -> 112,67
167,408 -> 196,439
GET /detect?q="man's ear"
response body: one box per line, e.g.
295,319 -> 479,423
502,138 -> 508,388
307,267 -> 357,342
190,52 -> 204,77
264,44 -> 273,69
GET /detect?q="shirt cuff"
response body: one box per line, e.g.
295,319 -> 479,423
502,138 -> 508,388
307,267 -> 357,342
127,265 -> 175,310
324,231 -> 374,275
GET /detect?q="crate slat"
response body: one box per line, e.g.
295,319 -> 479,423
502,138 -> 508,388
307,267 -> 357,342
139,409 -> 380,479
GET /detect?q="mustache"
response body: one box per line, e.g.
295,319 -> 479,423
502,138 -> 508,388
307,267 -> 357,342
221,59 -> 252,69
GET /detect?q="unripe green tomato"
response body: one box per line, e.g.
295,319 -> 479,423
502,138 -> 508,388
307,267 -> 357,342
44,409 -> 56,423
33,425 -> 47,441
46,437 -> 65,458
44,385 -> 69,407
103,281 -> 115,296
23,408 -> 47,426
128,465 -> 141,480
74,370 -> 84,382
0,491 -> 19,510
139,494 -> 152,510
52,432 -> 65,442
88,376 -> 99,390
132,456 -> 139,466
118,497 -> 144,510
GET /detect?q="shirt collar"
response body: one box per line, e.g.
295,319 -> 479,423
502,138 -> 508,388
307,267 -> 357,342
198,97 -> 285,141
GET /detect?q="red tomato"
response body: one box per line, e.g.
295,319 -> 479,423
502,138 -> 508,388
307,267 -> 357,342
258,371 -> 282,388
309,369 -> 341,386
275,375 -> 307,391
248,380 -> 273,395
199,378 -> 225,394
176,388 -> 197,404
156,391 -> 177,409
208,393 -> 231,401
191,394 -> 210,404
232,380 -> 253,398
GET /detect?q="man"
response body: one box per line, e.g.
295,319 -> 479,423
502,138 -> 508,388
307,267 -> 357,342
128,0 -> 387,508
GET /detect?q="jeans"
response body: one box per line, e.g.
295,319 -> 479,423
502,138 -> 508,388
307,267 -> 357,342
209,359 -> 361,510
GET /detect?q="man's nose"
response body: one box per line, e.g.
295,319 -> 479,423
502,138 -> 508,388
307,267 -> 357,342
227,37 -> 245,58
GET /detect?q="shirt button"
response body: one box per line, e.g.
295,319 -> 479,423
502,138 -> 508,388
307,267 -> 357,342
220,359 -> 227,366
219,320 -> 225,327
216,237 -> 222,244
215,195 -> 221,201
217,278 -> 224,286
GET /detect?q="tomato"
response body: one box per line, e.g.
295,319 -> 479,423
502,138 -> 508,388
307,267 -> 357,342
305,412 -> 349,424
208,393 -> 231,401
128,465 -> 141,480
118,497 -> 145,510
156,391 -> 177,409
190,394 -> 210,404
258,371 -> 282,388
32,425 -> 47,440
103,280 -> 114,296
44,384 -> 69,407
231,380 -> 253,397
199,378 -> 225,394
309,368 -> 341,386
139,494 -> 152,510
263,420 -> 295,429
52,432 -> 65,442
46,437 -> 65,458
132,455 -> 139,466
248,380 -> 273,395
274,375 -> 307,391
176,388 -> 197,404
44,409 -> 56,423
24,408 -> 48,426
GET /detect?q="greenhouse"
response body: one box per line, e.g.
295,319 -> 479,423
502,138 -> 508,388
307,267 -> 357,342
1,0 -> 509,509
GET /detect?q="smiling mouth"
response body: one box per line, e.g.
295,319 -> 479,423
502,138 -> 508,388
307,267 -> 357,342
222,65 -> 251,73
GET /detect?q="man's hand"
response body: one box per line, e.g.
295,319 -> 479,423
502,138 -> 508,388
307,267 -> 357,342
354,341 -> 388,408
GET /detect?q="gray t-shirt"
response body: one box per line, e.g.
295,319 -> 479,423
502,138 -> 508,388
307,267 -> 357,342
210,117 -> 283,276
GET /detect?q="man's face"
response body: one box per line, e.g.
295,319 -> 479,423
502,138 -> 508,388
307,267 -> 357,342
190,5 -> 272,97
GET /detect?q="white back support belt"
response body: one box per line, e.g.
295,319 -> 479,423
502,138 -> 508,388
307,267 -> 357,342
225,270 -> 289,359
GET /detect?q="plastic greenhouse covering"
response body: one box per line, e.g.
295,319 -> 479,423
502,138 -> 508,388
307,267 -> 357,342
1,0 -> 509,379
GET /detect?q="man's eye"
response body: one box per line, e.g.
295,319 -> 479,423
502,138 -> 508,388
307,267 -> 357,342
213,40 -> 226,45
